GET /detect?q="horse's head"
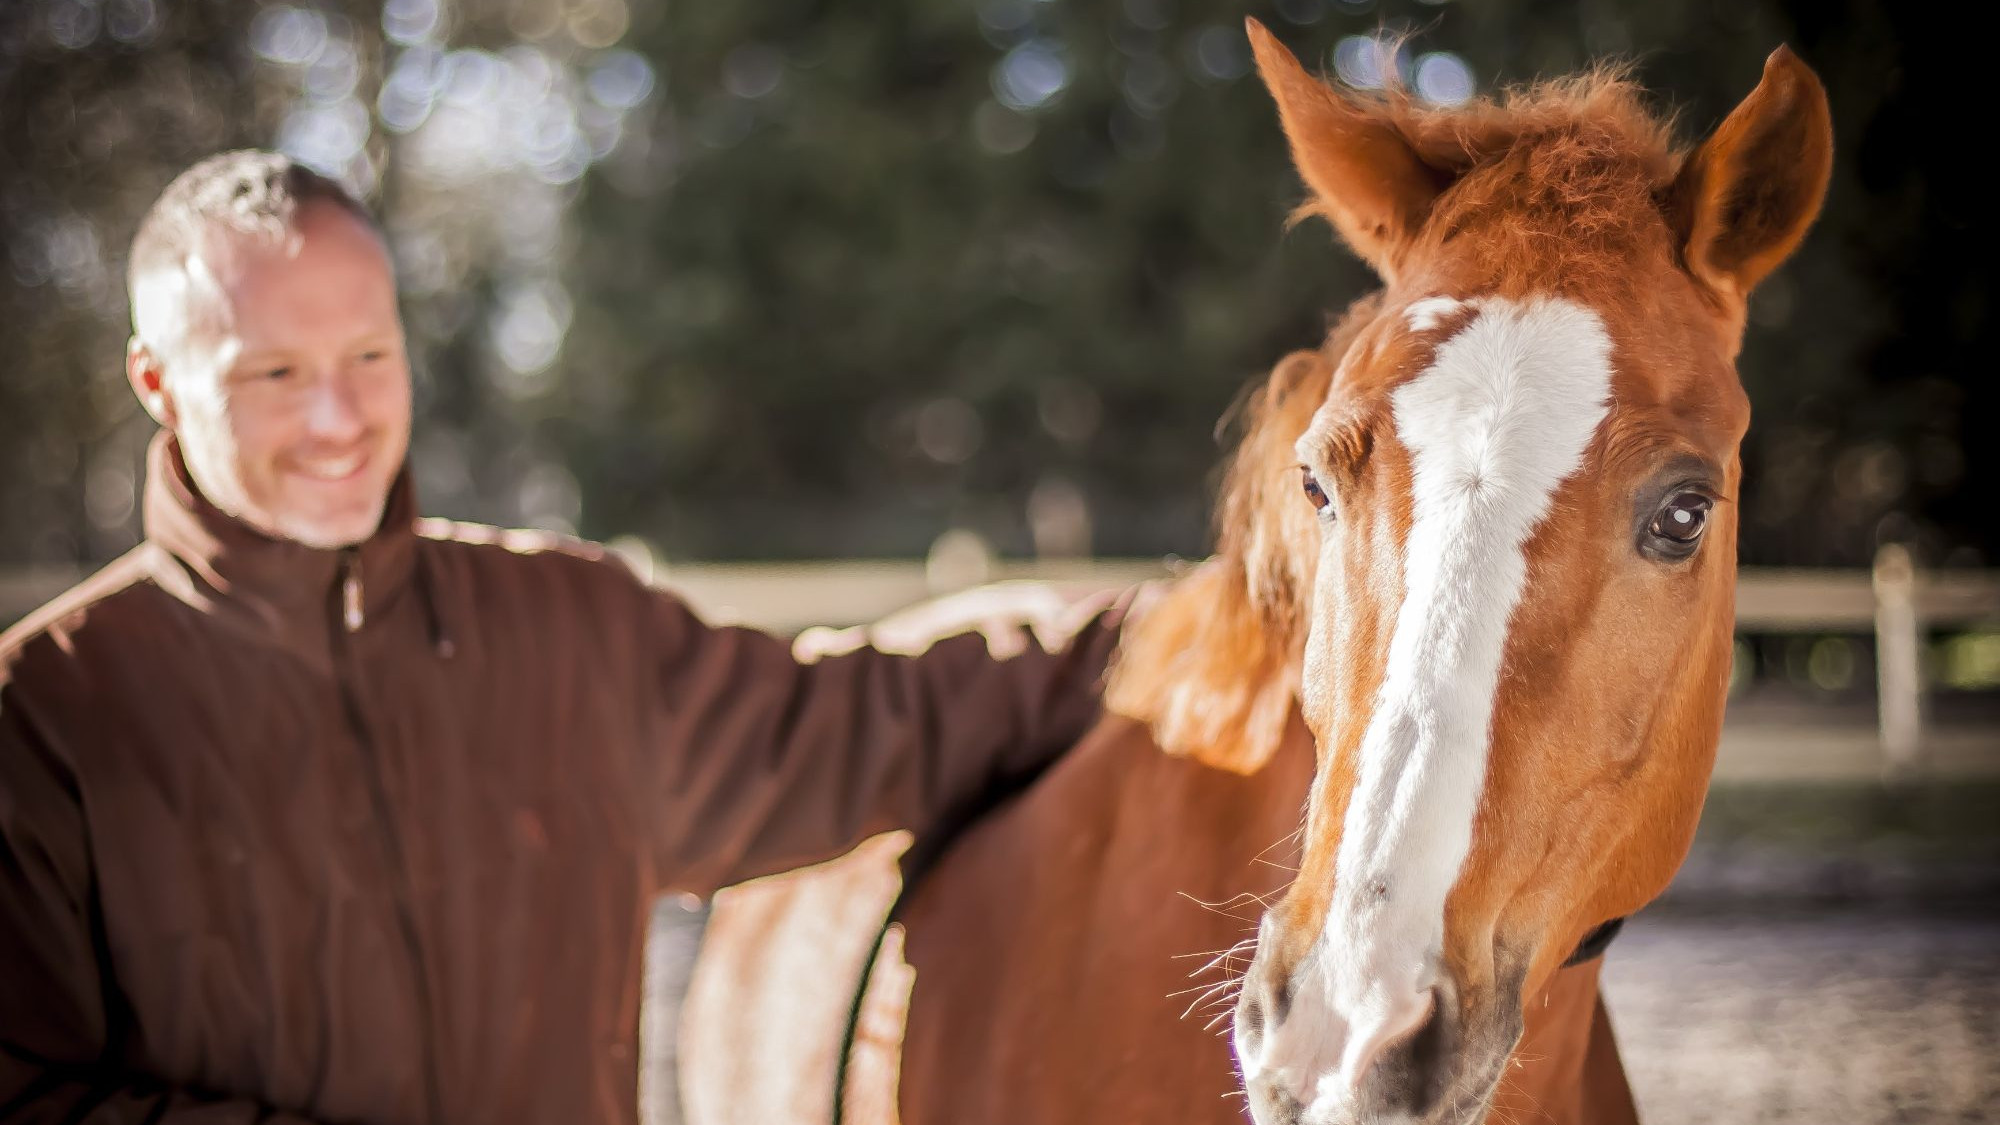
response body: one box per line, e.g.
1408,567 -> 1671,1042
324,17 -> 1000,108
1218,21 -> 1832,1124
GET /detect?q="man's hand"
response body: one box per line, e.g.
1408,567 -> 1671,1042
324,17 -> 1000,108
793,580 -> 1116,661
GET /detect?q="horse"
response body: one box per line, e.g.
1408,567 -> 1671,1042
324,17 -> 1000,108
678,19 -> 1831,1125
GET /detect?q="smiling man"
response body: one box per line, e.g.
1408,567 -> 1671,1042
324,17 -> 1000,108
0,151 -> 1131,1124
126,163 -> 412,551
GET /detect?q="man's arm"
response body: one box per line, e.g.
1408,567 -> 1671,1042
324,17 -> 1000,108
0,703 -> 318,1124
641,581 -> 1139,897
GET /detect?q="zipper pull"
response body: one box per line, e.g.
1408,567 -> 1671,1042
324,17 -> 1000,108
342,553 -> 365,633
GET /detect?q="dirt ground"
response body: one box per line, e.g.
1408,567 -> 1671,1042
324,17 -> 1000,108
1602,907 -> 2000,1125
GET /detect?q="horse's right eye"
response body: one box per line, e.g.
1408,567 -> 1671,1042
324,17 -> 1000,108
1301,468 -> 1332,516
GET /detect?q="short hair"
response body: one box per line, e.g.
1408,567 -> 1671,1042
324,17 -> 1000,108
127,150 -> 378,314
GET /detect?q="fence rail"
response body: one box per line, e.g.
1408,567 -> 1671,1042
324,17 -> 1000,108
6,554 -> 1997,781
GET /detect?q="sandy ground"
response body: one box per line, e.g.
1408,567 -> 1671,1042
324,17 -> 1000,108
1603,907 -> 2000,1125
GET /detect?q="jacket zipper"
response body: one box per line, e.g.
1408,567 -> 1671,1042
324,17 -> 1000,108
342,553 -> 365,632
332,549 -> 444,1125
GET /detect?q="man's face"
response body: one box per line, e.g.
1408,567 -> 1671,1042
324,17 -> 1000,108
130,200 -> 412,549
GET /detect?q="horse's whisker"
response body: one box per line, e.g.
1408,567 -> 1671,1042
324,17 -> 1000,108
1170,935 -> 1259,964
1172,890 -> 1267,921
1178,937 -> 1261,979
1165,979 -> 1233,1002
1173,981 -> 1238,1018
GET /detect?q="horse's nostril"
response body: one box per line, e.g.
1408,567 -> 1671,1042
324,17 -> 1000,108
1403,989 -> 1451,1105
1358,986 -> 1456,1116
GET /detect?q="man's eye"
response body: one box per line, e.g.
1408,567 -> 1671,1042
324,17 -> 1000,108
358,351 -> 384,363
263,367 -> 293,381
1300,467 -> 1332,515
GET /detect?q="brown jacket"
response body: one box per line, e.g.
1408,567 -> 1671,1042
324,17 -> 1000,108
0,435 -> 1128,1124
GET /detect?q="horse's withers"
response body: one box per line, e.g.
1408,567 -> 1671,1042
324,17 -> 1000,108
1231,21 -> 1833,1125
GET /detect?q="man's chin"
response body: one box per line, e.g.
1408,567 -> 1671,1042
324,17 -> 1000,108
271,503 -> 389,551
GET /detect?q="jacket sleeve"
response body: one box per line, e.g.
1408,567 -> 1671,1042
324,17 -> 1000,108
641,582 -> 1139,897
0,698 -> 319,1124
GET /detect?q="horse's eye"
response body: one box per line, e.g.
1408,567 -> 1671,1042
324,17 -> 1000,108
1300,467 -> 1331,515
1647,492 -> 1711,552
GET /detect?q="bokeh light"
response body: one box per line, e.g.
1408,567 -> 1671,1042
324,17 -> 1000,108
1414,51 -> 1475,105
993,39 -> 1070,112
1333,34 -> 1401,90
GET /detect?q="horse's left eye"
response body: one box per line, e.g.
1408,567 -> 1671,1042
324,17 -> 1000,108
1300,468 -> 1331,515
1647,492 -> 1712,553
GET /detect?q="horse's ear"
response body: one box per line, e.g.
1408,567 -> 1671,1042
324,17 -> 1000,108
1246,18 -> 1443,280
1668,46 -> 1833,303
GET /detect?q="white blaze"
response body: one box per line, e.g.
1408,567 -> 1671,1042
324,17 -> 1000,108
1316,296 -> 1614,1087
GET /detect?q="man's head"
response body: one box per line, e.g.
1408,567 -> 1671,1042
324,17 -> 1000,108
128,151 -> 411,549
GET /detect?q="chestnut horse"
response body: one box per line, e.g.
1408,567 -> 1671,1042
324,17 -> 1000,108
679,21 -> 1831,1125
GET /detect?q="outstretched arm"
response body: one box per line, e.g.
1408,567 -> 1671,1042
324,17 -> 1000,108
641,581 -> 1140,897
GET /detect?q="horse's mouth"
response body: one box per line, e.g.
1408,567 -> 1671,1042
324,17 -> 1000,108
1244,1074 -> 1503,1125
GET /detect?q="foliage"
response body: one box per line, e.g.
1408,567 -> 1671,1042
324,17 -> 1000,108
0,0 -> 1989,568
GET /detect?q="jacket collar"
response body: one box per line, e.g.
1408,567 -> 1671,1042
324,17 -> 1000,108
142,430 -> 423,656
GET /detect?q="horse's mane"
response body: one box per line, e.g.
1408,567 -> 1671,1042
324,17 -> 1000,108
1381,67 -> 1686,290
1104,299 -> 1366,774
1106,69 -> 1686,773
1363,66 -> 1679,211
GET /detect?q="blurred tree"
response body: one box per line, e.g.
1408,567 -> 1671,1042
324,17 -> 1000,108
1766,0 -> 1995,569
565,0 -> 1372,558
561,0 -> 1994,565
0,0 -> 292,565
0,0 -> 1990,572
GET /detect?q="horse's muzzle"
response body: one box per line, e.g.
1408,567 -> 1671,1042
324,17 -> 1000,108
1232,946 -> 1511,1125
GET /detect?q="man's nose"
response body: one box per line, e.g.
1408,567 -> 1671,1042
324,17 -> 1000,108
303,370 -> 367,440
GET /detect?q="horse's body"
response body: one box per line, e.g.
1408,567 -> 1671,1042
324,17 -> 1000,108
683,21 -> 1829,1125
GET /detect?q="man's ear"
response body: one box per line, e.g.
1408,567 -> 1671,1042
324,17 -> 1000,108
1246,17 -> 1445,282
127,338 -> 177,429
1667,46 -> 1834,305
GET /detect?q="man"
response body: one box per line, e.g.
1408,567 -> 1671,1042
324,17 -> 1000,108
0,152 -> 1131,1123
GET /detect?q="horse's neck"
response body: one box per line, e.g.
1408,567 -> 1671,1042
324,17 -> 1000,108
883,712 -> 1318,1125
1492,959 -> 1642,1125
1105,560 -> 1302,775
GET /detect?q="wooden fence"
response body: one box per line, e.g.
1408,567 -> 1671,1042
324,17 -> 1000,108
5,549 -> 1996,782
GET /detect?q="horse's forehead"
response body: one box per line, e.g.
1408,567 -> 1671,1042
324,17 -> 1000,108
1349,292 -> 1624,576
1296,292 -> 1617,469
1387,295 -> 1618,515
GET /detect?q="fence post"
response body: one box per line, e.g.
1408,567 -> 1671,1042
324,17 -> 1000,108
1872,542 -> 1924,778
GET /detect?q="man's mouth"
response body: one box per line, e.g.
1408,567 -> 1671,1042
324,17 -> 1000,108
291,450 -> 369,483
